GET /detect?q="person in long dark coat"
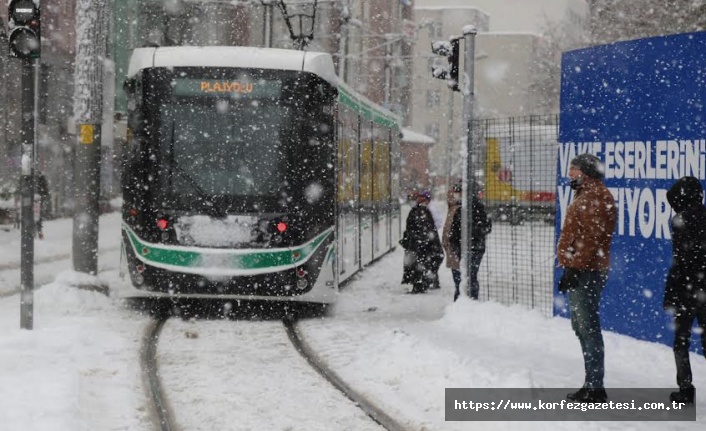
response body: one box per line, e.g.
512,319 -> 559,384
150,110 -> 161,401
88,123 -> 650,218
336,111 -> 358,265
401,192 -> 419,286
664,176 -> 706,405
448,187 -> 491,301
400,191 -> 444,294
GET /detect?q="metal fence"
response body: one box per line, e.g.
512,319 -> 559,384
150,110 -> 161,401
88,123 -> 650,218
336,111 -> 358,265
472,115 -> 559,316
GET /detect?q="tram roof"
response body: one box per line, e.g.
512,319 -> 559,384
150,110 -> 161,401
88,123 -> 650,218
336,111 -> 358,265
126,46 -> 339,87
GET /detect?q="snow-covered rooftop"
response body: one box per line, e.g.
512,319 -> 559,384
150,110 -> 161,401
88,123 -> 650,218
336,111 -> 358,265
402,128 -> 435,145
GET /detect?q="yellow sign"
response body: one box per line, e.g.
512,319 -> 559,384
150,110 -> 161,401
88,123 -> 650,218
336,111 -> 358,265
79,124 -> 94,144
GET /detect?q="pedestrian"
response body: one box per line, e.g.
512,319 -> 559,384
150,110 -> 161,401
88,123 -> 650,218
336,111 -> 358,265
442,184 -> 462,298
557,153 -> 617,403
400,191 -> 444,294
445,182 -> 491,301
664,176 -> 706,405
401,191 -> 419,286
424,190 -> 443,289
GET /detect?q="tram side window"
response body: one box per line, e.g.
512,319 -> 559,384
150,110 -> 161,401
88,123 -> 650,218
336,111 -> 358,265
337,104 -> 358,207
302,82 -> 336,175
360,120 -> 374,209
372,122 -> 391,207
123,77 -> 148,203
390,130 -> 402,204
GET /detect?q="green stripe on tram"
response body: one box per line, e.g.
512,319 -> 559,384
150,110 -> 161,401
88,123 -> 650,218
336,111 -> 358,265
338,86 -> 398,129
123,224 -> 333,271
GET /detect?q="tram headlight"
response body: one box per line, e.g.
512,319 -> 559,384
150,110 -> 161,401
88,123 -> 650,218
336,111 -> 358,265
296,278 -> 308,289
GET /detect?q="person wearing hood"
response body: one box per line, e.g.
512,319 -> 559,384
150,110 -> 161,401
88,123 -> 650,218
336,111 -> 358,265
557,153 -> 617,403
400,191 -> 444,294
664,176 -> 706,405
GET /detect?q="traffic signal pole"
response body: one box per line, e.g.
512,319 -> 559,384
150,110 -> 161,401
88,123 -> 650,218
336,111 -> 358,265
19,57 -> 36,330
431,25 -> 478,299
461,26 -> 477,300
8,0 -> 42,330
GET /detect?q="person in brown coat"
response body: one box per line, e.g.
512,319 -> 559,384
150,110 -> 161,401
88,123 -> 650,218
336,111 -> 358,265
443,181 -> 491,301
557,153 -> 617,403
442,184 -> 462,296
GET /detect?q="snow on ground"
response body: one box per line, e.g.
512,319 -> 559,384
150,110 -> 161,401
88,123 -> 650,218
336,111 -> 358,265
0,209 -> 705,430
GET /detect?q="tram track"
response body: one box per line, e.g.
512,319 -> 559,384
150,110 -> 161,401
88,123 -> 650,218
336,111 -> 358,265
284,318 -> 409,431
141,316 -> 175,431
141,313 -> 410,431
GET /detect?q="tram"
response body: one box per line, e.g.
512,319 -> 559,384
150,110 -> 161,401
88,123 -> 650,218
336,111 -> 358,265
119,46 -> 401,306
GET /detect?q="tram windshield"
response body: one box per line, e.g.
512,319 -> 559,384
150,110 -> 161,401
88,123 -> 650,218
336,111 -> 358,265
164,102 -> 287,198
127,66 -> 335,213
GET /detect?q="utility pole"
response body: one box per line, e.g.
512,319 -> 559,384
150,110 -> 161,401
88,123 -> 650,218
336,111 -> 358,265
336,2 -> 350,81
384,34 -> 394,107
461,26 -> 477,300
73,0 -> 107,283
261,0 -> 274,47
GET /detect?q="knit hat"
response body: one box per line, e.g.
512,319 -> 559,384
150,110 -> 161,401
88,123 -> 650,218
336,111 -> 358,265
570,153 -> 604,179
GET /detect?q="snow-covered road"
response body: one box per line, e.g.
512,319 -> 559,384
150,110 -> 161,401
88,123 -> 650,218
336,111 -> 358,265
1,211 -> 705,430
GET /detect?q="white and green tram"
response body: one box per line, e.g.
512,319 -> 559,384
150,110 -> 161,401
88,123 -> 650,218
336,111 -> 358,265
119,46 -> 401,308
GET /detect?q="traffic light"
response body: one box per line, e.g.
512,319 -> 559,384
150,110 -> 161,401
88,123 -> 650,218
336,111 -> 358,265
7,0 -> 41,59
431,37 -> 460,92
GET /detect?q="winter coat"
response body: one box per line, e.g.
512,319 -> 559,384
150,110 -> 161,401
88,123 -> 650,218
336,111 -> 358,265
664,176 -> 706,310
557,177 -> 617,270
400,204 -> 444,281
442,204 -> 461,270
447,196 -> 491,263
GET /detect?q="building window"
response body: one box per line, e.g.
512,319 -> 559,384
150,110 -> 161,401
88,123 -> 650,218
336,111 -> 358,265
425,123 -> 440,141
426,90 -> 440,108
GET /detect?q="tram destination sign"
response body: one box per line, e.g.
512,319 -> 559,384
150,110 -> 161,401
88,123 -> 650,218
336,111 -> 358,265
173,78 -> 281,99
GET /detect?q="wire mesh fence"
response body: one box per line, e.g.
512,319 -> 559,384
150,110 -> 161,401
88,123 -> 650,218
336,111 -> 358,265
472,115 -> 559,316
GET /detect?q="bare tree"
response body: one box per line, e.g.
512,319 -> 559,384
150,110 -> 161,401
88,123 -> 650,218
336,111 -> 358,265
588,0 -> 706,45
529,16 -> 589,114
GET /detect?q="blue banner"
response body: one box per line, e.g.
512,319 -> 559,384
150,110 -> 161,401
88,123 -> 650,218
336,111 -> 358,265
557,32 -> 706,354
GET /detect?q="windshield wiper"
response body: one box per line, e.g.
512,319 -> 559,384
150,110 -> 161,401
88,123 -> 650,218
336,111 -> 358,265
169,122 -> 226,217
